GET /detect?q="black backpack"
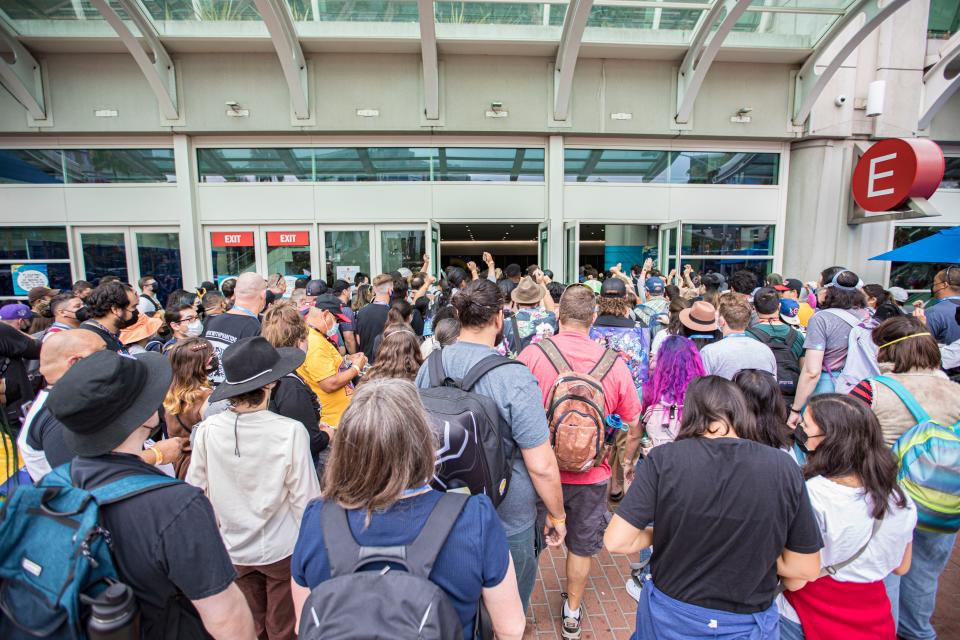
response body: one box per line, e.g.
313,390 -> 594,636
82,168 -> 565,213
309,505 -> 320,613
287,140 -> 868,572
747,326 -> 801,398
298,493 -> 468,640
419,350 -> 525,507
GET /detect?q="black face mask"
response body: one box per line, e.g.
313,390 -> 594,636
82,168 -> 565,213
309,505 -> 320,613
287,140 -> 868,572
75,306 -> 91,323
120,308 -> 139,329
792,428 -> 811,454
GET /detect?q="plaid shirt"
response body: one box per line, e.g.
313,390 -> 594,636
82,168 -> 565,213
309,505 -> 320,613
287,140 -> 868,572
634,296 -> 669,327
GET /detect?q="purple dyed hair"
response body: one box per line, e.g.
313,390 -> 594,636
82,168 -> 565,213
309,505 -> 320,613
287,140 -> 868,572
641,335 -> 705,411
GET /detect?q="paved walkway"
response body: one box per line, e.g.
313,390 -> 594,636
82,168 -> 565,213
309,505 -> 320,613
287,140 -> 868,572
525,530 -> 959,639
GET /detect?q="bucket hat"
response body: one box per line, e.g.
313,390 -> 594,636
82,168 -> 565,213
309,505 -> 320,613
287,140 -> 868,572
511,277 -> 545,305
46,351 -> 173,457
119,312 -> 163,345
208,336 -> 305,403
679,301 -> 718,332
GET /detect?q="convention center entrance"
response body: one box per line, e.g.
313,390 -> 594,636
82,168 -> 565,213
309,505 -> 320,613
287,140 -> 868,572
438,223 -> 541,273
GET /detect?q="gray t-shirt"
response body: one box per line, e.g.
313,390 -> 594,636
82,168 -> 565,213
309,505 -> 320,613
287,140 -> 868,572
804,308 -> 871,372
700,335 -> 777,380
415,341 -> 549,537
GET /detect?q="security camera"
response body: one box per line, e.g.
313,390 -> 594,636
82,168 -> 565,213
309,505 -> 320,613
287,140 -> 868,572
834,95 -> 847,107
225,100 -> 238,107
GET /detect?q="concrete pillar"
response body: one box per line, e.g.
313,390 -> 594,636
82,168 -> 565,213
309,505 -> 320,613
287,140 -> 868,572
547,135 -> 565,275
173,134 -> 203,289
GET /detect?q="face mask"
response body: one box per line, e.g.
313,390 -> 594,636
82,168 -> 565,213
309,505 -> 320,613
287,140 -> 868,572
75,306 -> 90,323
120,308 -> 139,329
325,318 -> 340,339
793,427 -> 811,454
185,319 -> 203,337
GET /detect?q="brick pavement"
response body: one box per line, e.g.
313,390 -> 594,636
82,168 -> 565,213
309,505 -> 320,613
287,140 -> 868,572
524,525 -> 959,640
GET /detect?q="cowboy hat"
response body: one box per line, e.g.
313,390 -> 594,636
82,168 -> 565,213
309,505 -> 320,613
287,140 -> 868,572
208,336 -> 305,403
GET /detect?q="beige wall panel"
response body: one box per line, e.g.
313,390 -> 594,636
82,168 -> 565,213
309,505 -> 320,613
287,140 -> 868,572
564,184 -> 671,221
930,91 -> 960,143
313,54 -> 422,131
0,187 -> 68,222
567,59 -> 605,134
668,186 -> 781,222
443,56 -> 549,131
63,185 -> 179,224
198,184 -> 314,222
689,63 -> 792,138
929,190 -> 960,225
432,183 -> 545,220
315,183 -> 431,221
0,88 -> 30,132
601,61 -> 675,136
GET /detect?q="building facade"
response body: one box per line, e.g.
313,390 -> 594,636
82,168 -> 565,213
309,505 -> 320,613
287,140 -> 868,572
1,0 -> 958,302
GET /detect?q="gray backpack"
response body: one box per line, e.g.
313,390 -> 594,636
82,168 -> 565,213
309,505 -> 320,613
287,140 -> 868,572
298,492 -> 469,640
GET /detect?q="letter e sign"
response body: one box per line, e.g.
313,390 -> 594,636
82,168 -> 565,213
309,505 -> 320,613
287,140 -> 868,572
851,138 -> 944,212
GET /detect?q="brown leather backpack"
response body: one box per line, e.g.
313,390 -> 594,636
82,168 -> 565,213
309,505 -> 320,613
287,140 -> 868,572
537,339 -> 618,473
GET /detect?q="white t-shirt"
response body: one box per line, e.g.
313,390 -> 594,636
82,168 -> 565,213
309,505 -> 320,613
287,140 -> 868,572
778,475 -> 917,622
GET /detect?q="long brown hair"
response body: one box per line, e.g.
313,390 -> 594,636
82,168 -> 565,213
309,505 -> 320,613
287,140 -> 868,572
323,379 -> 436,521
164,337 -> 213,415
676,376 -> 756,440
365,325 -> 423,382
261,301 -> 307,348
804,394 -> 907,519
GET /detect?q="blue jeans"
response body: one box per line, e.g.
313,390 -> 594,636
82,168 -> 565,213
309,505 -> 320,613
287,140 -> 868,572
779,615 -> 805,640
507,525 -> 538,614
897,528 -> 957,639
812,371 -> 839,396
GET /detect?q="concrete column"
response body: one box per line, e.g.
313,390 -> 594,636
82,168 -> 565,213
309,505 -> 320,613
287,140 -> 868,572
547,135 -> 565,275
173,134 -> 203,289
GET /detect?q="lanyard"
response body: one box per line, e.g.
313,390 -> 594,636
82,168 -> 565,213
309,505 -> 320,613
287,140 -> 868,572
232,305 -> 259,319
401,485 -> 431,497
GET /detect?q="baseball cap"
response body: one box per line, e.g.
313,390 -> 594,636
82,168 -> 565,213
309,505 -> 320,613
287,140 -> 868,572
774,278 -> 803,294
600,278 -> 627,298
888,286 -> 909,303
779,299 -> 801,326
28,286 -> 60,306
305,279 -> 328,297
0,303 -> 33,320
644,276 -> 665,295
398,267 -> 413,279
314,293 -> 344,314
701,272 -> 726,288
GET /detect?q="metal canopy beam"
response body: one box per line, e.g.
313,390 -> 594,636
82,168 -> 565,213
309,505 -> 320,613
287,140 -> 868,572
675,0 -> 751,125
90,0 -> 178,120
919,32 -> 960,130
554,0 -> 594,122
792,0 -> 910,126
253,0 -> 310,120
0,20 -> 45,119
418,0 -> 440,120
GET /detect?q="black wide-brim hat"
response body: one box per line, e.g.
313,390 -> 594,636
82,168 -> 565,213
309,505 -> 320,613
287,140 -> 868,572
208,336 -> 305,403
48,351 -> 174,457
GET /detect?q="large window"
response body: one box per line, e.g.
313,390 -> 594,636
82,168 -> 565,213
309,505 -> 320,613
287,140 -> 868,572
565,149 -> 779,185
681,224 -> 775,280
380,229 -> 426,274
0,226 -> 73,300
941,156 -> 960,190
197,147 -> 545,183
889,226 -> 952,293
136,232 -> 183,306
0,148 -> 175,184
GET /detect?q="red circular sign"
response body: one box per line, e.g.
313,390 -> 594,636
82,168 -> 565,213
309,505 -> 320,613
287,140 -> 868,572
851,138 -> 944,212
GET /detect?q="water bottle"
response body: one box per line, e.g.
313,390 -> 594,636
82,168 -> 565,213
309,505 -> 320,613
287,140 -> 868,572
604,414 -> 624,446
85,582 -> 140,640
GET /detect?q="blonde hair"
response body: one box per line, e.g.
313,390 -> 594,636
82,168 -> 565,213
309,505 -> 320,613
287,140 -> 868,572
323,379 -> 436,523
164,338 -> 213,416
260,301 -> 307,348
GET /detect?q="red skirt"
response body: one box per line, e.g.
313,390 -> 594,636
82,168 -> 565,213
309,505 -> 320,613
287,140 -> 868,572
784,575 -> 896,640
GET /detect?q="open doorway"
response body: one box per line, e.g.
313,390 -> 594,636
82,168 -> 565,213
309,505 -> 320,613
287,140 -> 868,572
439,223 -> 540,273
576,223 -> 660,278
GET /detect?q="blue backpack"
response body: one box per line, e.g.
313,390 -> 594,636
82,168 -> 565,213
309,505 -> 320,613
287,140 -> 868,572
0,463 -> 180,638
874,376 -> 960,534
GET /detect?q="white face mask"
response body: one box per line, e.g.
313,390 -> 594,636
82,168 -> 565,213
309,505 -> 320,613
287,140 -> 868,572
185,319 -> 203,337
325,318 -> 340,339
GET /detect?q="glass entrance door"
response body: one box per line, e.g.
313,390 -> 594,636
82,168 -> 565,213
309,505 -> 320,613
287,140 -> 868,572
658,221 -> 681,279
564,222 -> 579,284
430,222 -> 441,279
265,229 -> 314,292
322,228 -> 372,285
208,228 -> 257,285
538,223 -> 549,272
133,230 -> 182,306
379,227 -> 427,275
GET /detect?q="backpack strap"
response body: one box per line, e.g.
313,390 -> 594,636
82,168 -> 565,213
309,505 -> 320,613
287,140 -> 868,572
460,354 -> 524,392
872,376 -> 932,424
822,308 -> 860,327
537,338 -> 573,375
88,472 -> 183,505
784,329 -> 799,350
822,517 -> 883,576
588,349 -> 619,381
746,327 -> 773,345
508,314 -> 523,356
405,492 -> 469,579
321,501 -> 377,577
427,349 -> 448,389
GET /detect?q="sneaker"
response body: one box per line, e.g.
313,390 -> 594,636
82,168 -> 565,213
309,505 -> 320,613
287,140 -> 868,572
560,592 -> 582,640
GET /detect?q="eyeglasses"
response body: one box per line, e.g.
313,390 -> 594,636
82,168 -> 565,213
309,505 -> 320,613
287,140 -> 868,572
178,315 -> 198,323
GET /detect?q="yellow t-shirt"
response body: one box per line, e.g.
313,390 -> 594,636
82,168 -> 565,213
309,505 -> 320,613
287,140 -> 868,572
299,330 -> 352,427
798,301 -> 815,328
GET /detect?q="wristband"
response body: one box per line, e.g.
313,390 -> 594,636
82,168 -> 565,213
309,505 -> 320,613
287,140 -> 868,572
789,407 -> 802,415
547,513 -> 566,527
149,445 -> 163,466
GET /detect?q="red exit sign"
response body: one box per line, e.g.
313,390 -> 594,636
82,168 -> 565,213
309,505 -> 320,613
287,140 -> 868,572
267,231 -> 309,246
211,232 -> 254,247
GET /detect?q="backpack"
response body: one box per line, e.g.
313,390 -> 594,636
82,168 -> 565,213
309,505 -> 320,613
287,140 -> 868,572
537,339 -> 619,473
0,464 -> 181,639
746,326 -> 801,398
823,309 -> 880,394
298,493 -> 468,640
419,351 -> 526,507
641,400 -> 683,448
637,304 -> 668,337
875,376 -> 960,534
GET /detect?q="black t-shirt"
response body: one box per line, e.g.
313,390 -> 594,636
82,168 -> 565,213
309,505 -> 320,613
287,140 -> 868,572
269,373 -> 329,460
355,302 -> 390,362
79,322 -> 127,354
0,322 -> 40,425
617,437 -> 822,613
202,313 -> 260,384
71,454 -> 236,634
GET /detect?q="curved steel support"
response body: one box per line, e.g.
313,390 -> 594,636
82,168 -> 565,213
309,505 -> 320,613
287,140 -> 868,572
792,0 -> 910,126
675,0 -> 752,125
918,31 -> 960,130
418,0 -> 439,120
254,0 -> 309,120
553,0 -> 594,122
90,0 -> 178,120
0,21 -> 45,119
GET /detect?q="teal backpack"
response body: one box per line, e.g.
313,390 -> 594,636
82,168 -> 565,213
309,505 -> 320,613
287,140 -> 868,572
874,376 -> 960,534
0,463 -> 180,638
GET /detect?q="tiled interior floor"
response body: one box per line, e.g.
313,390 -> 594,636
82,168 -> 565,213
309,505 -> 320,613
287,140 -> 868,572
524,531 -> 959,640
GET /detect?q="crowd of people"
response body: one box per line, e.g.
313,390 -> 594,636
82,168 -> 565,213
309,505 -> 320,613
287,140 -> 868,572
0,253 -> 958,640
